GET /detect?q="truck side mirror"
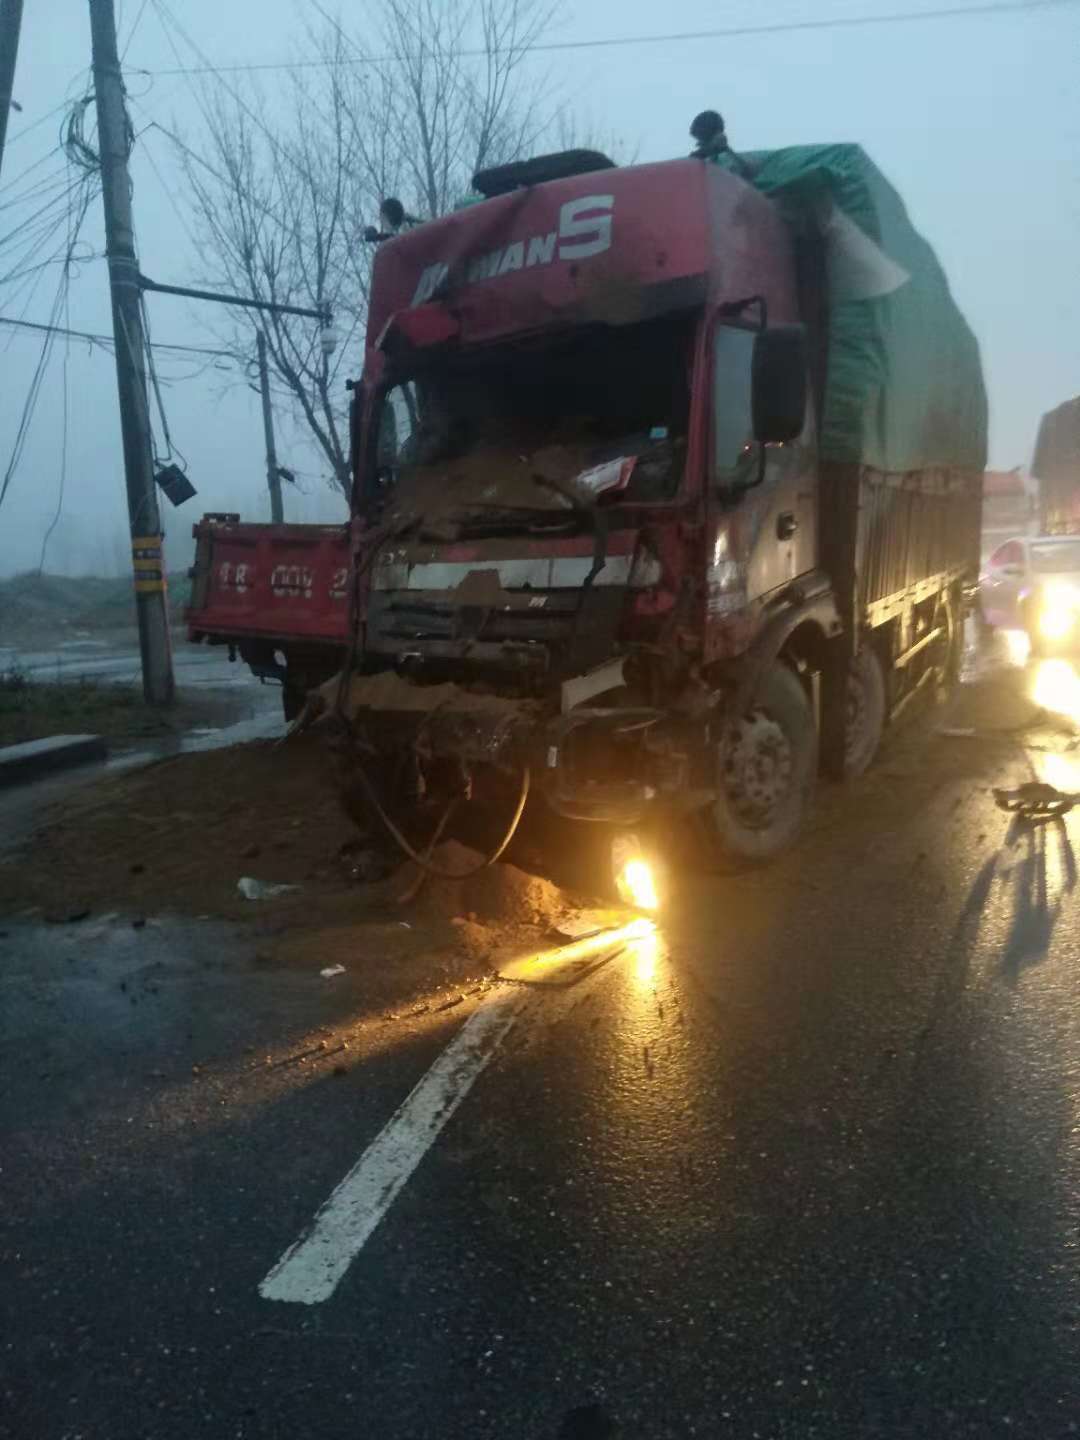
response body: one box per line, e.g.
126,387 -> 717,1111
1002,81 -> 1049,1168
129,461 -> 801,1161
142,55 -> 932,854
752,325 -> 807,445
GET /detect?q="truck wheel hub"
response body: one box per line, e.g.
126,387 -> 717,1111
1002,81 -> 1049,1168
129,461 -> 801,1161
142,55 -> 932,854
722,711 -> 793,826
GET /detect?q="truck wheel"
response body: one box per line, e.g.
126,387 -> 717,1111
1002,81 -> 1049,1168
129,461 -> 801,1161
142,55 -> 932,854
843,647 -> 886,779
707,663 -> 816,867
935,589 -> 963,698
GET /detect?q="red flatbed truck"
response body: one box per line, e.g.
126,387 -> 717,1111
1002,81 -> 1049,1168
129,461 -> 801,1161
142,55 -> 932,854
186,515 -> 348,718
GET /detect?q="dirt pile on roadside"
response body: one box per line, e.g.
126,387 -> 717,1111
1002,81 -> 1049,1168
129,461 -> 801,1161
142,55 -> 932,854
0,736 -> 360,920
393,839 -> 565,925
388,840 -> 589,964
0,736 -> 599,1004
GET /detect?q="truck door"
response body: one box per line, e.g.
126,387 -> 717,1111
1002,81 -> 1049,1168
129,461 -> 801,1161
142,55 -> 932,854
708,324 -> 816,614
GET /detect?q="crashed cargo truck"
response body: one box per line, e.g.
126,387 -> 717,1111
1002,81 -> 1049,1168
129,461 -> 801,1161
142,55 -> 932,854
337,140 -> 986,864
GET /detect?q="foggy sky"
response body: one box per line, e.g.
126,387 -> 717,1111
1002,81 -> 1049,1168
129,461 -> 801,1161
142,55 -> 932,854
1,0 -> 1077,579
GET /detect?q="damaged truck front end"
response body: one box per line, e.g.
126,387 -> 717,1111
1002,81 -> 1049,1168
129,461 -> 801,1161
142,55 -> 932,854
361,528 -> 706,827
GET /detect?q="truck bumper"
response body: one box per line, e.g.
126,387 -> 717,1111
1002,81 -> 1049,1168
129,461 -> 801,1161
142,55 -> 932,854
331,670 -> 710,825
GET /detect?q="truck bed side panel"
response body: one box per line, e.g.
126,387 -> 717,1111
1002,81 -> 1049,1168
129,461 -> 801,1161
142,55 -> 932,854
186,522 -> 350,645
821,464 -> 982,628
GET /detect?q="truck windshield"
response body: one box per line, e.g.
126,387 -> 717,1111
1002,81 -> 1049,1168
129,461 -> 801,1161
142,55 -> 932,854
373,312 -> 695,530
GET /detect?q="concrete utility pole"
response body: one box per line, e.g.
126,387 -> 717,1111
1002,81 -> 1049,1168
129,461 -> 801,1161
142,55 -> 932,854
256,329 -> 284,524
0,0 -> 25,183
89,0 -> 174,705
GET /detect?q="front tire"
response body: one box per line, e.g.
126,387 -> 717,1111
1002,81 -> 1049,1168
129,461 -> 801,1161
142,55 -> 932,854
707,662 -> 816,868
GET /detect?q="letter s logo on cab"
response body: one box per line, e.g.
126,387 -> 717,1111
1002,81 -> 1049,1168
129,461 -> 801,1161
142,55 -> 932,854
558,195 -> 614,261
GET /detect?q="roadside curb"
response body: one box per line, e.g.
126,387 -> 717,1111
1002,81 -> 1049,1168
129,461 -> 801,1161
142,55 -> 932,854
0,734 -> 108,788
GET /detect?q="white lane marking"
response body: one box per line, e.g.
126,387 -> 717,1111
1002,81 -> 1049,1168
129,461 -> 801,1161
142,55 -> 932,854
259,990 -> 527,1306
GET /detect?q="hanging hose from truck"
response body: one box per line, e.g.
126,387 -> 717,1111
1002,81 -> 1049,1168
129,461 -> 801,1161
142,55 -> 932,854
348,759 -> 532,879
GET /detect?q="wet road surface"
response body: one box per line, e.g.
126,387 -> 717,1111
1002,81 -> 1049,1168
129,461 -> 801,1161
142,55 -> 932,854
4,650 -> 1080,1438
0,636 -> 256,688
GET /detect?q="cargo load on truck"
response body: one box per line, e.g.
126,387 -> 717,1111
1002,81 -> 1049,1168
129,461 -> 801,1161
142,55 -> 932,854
718,144 -> 986,474
1033,394 -> 1080,535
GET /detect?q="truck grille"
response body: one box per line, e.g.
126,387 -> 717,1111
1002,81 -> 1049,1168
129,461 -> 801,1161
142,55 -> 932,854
366,588 -> 624,676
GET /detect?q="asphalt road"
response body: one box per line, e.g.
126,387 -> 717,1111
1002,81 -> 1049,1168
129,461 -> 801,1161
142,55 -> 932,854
4,657 -> 1080,1439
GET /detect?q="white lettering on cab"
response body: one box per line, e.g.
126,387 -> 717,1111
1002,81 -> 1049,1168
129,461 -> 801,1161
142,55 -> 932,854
557,194 -> 615,260
410,195 -> 615,305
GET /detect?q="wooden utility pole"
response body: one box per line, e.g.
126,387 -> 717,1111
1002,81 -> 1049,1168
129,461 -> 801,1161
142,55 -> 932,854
88,0 -> 174,705
256,329 -> 284,524
0,0 -> 25,183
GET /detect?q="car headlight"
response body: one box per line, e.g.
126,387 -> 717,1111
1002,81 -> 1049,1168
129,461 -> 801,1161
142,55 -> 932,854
1039,582 -> 1080,640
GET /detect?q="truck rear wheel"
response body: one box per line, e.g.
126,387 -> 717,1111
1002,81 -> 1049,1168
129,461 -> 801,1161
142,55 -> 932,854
843,646 -> 886,779
706,662 -> 816,868
935,588 -> 964,697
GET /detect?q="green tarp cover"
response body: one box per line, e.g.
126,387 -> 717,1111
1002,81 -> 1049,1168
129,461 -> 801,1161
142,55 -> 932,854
718,144 -> 987,474
1033,394 -> 1080,484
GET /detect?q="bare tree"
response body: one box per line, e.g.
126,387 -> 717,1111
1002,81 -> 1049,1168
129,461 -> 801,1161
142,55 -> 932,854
173,0 -> 564,500
176,23 -> 361,492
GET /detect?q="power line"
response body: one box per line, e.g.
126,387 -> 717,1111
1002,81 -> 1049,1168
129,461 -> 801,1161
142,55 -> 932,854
0,156 -> 73,211
142,117 -> 310,263
149,0 -> 310,190
0,311 -> 238,357
37,194 -> 75,574
4,97 -> 79,148
0,180 -> 98,345
131,0 -> 1080,76
0,170 -> 90,251
120,0 -> 152,62
0,143 -> 64,199
0,173 -> 94,511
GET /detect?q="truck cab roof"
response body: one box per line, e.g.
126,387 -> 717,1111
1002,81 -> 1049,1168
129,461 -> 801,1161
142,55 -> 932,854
364,157 -> 795,365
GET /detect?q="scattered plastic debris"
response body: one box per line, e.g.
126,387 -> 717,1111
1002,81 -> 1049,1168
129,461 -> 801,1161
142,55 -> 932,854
553,909 -> 625,940
237,877 -> 300,901
320,964 -> 346,978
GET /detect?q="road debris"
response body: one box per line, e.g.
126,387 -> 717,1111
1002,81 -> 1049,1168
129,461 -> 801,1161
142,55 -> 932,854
552,909 -> 626,940
320,964 -> 346,978
237,877 -> 301,901
993,781 -> 1080,822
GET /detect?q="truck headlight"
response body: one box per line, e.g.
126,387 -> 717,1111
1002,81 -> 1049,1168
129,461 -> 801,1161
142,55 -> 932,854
612,832 -> 662,912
